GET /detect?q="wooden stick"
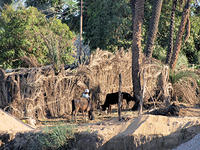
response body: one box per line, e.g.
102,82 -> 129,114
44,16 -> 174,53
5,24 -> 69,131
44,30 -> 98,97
118,73 -> 122,121
139,68 -> 146,115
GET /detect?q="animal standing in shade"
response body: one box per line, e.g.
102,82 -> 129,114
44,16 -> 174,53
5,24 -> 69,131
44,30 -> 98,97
101,92 -> 136,113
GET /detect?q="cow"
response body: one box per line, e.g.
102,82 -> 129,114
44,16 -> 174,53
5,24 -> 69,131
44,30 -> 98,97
101,92 -> 136,113
71,97 -> 94,122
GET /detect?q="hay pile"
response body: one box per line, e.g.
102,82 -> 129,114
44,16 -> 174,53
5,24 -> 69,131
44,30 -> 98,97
0,49 -> 136,120
173,77 -> 200,105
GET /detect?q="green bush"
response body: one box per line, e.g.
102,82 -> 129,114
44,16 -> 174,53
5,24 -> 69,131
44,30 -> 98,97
7,125 -> 76,150
152,44 -> 166,62
38,125 -> 75,150
175,53 -> 189,70
0,5 -> 75,68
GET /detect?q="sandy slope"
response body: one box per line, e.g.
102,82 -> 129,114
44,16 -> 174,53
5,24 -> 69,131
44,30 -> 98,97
0,109 -> 34,133
75,114 -> 200,150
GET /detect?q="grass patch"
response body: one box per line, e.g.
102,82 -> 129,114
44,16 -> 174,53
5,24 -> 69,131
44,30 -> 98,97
20,125 -> 76,150
38,125 -> 75,150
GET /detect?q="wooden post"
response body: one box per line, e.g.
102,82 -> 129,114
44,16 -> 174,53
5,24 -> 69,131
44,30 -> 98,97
118,73 -> 122,121
79,0 -> 83,64
139,68 -> 146,115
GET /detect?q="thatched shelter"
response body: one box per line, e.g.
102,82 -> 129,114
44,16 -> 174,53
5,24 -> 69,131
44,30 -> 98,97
1,49 -> 198,120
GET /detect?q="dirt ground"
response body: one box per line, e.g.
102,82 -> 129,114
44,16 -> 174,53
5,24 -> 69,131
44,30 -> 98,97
35,105 -> 200,149
1,104 -> 200,149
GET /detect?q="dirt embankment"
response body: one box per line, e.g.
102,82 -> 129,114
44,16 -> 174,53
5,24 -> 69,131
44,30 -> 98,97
0,109 -> 35,148
1,108 -> 200,150
0,109 -> 34,133
73,112 -> 200,150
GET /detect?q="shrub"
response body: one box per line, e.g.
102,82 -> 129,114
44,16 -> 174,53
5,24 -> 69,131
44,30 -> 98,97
38,125 -> 75,150
23,125 -> 76,150
175,53 -> 189,70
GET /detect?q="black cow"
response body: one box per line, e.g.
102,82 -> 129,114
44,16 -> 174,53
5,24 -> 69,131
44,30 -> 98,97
72,97 -> 94,122
101,92 -> 136,113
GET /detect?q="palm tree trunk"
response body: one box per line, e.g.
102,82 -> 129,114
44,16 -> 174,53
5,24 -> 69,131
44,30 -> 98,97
130,0 -> 136,28
165,0 -> 177,64
132,0 -> 145,110
145,0 -> 163,58
170,0 -> 191,70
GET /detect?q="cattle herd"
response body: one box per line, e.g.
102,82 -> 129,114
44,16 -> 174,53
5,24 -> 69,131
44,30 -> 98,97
71,92 -> 137,122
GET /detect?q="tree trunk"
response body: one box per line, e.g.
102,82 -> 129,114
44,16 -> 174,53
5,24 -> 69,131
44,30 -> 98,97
145,0 -> 163,58
165,0 -> 177,64
132,0 -> 145,111
170,0 -> 191,70
130,0 -> 136,29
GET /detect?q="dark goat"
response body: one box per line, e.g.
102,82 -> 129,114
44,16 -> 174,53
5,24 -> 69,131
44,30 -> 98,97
72,97 -> 94,122
101,92 -> 136,113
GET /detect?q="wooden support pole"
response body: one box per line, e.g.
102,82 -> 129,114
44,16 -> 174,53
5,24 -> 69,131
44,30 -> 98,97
79,0 -> 83,64
118,73 -> 122,121
139,68 -> 146,115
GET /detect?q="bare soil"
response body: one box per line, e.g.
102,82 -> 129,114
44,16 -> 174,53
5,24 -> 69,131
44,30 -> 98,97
0,109 -> 34,133
1,104 -> 200,149
40,105 -> 200,149
71,106 -> 200,150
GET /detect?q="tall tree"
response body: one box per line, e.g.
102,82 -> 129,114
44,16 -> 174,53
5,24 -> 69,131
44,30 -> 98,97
145,0 -> 163,58
170,0 -> 191,70
0,6 -> 75,68
131,0 -> 145,110
165,0 -> 178,64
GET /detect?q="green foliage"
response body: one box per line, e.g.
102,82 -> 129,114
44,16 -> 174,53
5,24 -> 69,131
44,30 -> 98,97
1,1 -> 200,66
83,0 -> 132,52
152,42 -> 167,62
0,0 -> 12,8
24,0 -> 200,65
175,53 -> 189,69
26,0 -> 61,7
170,70 -> 199,84
0,5 -> 75,68
26,0 -> 79,20
38,125 -> 75,149
22,125 -> 75,150
182,16 -> 200,64
144,0 -> 200,65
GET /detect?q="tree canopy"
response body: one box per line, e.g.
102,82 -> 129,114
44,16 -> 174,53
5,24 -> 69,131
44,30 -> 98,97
62,0 -> 200,66
0,5 -> 75,68
0,0 -> 200,69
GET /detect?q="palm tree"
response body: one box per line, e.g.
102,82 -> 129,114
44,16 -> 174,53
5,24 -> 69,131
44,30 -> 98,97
165,0 -> 178,64
170,0 -> 191,70
145,0 -> 163,58
131,0 -> 145,110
